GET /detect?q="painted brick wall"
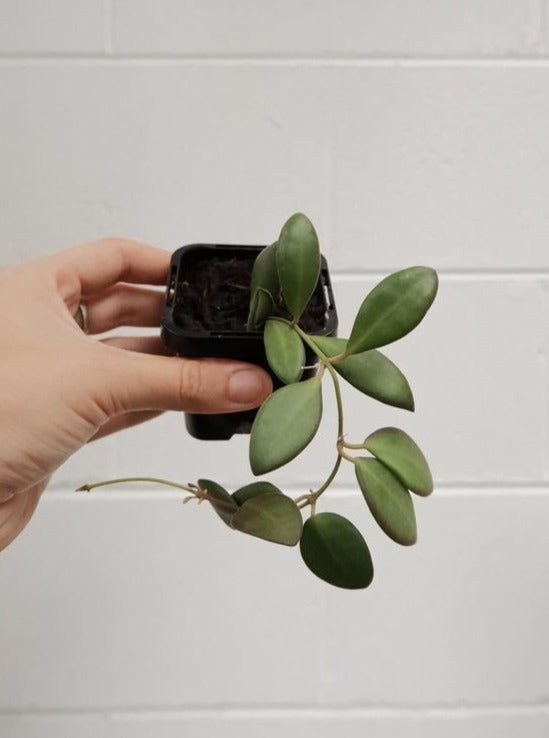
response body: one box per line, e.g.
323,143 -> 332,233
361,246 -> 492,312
2,2 -> 549,736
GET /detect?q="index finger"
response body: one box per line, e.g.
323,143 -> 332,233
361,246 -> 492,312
45,238 -> 171,296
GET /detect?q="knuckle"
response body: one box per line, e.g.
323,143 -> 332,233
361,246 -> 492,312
179,360 -> 204,404
112,285 -> 133,325
96,236 -> 130,251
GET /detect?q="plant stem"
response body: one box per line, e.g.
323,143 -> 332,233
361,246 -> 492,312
292,323 -> 347,503
328,363 -> 344,440
293,324 -> 344,437
76,477 -> 195,494
76,477 -> 241,512
310,455 -> 342,502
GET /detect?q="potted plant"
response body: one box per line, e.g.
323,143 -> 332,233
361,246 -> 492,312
79,213 -> 438,590
160,231 -> 338,439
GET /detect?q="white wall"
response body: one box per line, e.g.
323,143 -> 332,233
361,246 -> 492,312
2,2 -> 549,736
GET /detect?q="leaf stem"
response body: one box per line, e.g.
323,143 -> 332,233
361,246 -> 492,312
290,321 -> 328,357
326,352 -> 347,365
340,449 -> 358,464
342,441 -> 366,450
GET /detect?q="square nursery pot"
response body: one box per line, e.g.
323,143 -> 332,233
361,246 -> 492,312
161,243 -> 338,440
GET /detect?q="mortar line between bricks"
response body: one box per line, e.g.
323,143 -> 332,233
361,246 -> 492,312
2,703 -> 549,718
2,55 -> 549,66
330,270 -> 549,281
47,484 -> 549,500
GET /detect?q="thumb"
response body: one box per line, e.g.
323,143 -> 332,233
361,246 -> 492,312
100,348 -> 273,415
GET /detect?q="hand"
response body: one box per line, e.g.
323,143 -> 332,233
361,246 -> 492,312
0,238 -> 272,551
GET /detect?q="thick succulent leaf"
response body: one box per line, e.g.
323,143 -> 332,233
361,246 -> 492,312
364,427 -> 433,496
246,287 -> 274,331
276,212 -> 321,321
197,478 -> 238,527
232,481 -> 282,506
346,266 -> 438,355
250,241 -> 280,297
312,336 -> 414,411
264,319 -> 305,384
231,492 -> 303,546
300,512 -> 374,590
250,378 -> 322,475
355,458 -> 417,546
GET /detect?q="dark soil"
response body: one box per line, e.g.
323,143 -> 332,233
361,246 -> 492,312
173,253 -> 327,333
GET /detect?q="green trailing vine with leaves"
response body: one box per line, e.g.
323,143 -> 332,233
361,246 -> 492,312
78,213 -> 438,590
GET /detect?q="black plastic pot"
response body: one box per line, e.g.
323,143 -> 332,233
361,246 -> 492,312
161,243 -> 338,440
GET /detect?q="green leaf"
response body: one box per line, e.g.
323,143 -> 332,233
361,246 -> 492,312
264,319 -> 305,384
276,213 -> 321,321
247,287 -> 274,331
231,492 -> 303,546
355,459 -> 417,546
249,377 -> 322,475
232,481 -> 282,506
312,336 -> 414,411
197,478 -> 238,527
347,266 -> 438,355
364,427 -> 433,496
300,512 -> 374,589
247,242 -> 280,330
250,241 -> 280,299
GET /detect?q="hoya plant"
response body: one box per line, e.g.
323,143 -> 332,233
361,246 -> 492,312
79,213 -> 438,590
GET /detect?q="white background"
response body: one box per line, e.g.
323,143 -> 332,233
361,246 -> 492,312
1,2 -> 549,736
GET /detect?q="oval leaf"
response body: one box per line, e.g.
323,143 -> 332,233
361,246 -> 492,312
232,481 -> 282,506
347,266 -> 438,355
232,492 -> 303,546
364,427 -> 433,496
276,213 -> 321,321
264,319 -> 305,384
355,459 -> 417,546
250,241 -> 280,299
312,336 -> 414,411
197,478 -> 238,527
300,512 -> 374,589
247,287 -> 274,331
250,378 -> 322,475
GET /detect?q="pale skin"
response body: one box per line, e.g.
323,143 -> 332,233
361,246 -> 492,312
0,238 -> 273,552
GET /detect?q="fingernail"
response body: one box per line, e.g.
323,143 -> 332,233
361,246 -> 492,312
228,369 -> 266,404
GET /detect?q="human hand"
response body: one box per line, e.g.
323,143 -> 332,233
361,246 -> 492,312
0,238 -> 272,551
